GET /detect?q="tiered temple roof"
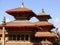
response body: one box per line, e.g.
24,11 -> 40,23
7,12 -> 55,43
34,21 -> 54,26
0,20 -> 36,28
6,3 -> 36,20
36,9 -> 51,21
0,2 -> 58,40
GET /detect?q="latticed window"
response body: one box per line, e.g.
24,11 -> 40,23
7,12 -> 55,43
8,34 -> 30,41
17,35 -> 20,40
21,35 -> 24,41
25,35 -> 29,41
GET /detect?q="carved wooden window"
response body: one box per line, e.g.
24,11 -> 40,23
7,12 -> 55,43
8,34 -> 30,41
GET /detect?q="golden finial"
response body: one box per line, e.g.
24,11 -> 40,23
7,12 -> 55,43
2,17 -> 6,26
42,8 -> 45,13
20,0 -> 24,8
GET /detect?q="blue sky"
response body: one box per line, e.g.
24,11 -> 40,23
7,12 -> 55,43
0,0 -> 60,28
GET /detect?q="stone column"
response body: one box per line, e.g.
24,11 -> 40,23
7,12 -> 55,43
2,17 -> 6,45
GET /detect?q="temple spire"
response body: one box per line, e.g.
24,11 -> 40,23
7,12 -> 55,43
42,8 -> 45,13
20,0 -> 24,8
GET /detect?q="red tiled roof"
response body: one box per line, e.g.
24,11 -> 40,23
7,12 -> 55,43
0,20 -> 36,28
6,8 -> 33,14
35,32 -> 58,38
34,21 -> 53,26
0,21 -> 54,28
6,20 -> 35,26
6,7 -> 36,17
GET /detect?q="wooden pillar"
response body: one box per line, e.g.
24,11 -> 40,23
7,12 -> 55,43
29,35 -> 30,41
20,35 -> 21,41
2,27 -> 5,45
24,35 -> 25,41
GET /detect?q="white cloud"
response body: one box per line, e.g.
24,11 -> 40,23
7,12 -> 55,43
53,18 -> 60,28
54,18 -> 60,23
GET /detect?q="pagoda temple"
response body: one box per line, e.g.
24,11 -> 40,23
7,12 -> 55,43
0,2 -> 58,45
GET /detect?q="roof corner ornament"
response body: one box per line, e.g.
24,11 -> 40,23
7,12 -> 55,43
20,0 -> 24,8
2,17 -> 6,26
